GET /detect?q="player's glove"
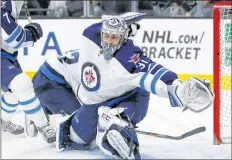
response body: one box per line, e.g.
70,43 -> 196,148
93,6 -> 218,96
24,23 -> 43,42
167,77 -> 214,113
128,23 -> 140,37
96,106 -> 141,159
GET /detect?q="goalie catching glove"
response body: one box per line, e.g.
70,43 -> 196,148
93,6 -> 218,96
167,77 -> 214,113
96,106 -> 141,159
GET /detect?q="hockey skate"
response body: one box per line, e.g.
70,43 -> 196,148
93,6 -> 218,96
37,123 -> 56,144
1,119 -> 24,135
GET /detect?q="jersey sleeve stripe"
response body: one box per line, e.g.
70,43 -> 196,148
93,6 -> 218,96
13,30 -> 26,49
140,73 -> 148,89
1,51 -> 17,61
40,64 -> 66,84
139,63 -> 158,90
151,68 -> 169,94
148,63 -> 156,71
5,25 -> 21,43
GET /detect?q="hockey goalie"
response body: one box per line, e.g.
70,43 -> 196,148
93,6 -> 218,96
28,12 -> 214,159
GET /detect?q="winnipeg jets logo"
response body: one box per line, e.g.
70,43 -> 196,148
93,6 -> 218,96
81,63 -> 100,91
84,66 -> 95,86
107,18 -> 121,28
128,53 -> 140,64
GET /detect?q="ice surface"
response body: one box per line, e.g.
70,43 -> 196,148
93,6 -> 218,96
2,95 -> 231,159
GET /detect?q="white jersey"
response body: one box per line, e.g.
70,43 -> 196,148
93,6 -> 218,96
76,37 -> 140,104
76,23 -> 178,105
45,49 -> 81,97
44,45 -> 139,105
42,22 -> 178,105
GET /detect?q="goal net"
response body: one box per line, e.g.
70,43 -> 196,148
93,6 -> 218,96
213,1 -> 231,145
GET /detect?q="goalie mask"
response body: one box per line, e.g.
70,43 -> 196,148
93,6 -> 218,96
11,0 -> 25,20
100,17 -> 129,60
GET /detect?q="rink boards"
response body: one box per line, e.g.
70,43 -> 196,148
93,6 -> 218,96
16,19 -> 213,85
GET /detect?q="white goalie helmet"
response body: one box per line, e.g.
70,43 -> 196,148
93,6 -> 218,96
100,12 -> 146,60
100,17 -> 129,60
11,0 -> 25,19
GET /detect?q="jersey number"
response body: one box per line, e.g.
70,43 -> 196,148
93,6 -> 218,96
3,12 -> 11,23
137,59 -> 148,70
59,50 -> 79,64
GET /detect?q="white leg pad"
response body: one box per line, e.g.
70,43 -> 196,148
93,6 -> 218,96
107,130 -> 135,159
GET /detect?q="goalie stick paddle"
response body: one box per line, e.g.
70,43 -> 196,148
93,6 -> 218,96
136,126 -> 206,140
24,114 -> 38,137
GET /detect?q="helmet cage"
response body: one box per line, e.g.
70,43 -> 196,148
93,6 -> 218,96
100,18 -> 129,60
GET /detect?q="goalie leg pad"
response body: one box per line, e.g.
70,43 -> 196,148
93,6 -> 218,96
107,130 -> 130,159
56,110 -> 92,152
105,124 -> 140,159
57,111 -> 77,152
97,106 -> 141,159
71,105 -> 99,144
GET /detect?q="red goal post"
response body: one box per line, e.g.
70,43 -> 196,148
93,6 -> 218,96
213,1 -> 232,145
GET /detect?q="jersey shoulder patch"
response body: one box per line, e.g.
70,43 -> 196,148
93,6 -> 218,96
114,40 -> 143,73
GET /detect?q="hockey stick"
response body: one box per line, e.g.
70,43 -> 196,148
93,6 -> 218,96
24,115 -> 38,137
22,1 -> 38,137
23,1 -> 32,23
136,126 -> 206,140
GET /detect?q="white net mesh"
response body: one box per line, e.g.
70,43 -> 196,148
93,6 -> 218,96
219,8 -> 231,144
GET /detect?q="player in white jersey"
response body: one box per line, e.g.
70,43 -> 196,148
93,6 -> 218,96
32,13 -> 214,159
1,0 -> 55,143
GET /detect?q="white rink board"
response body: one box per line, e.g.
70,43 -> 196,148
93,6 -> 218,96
17,19 -> 213,75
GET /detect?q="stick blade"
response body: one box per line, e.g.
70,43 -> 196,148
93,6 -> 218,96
180,126 -> 206,139
24,114 -> 38,137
